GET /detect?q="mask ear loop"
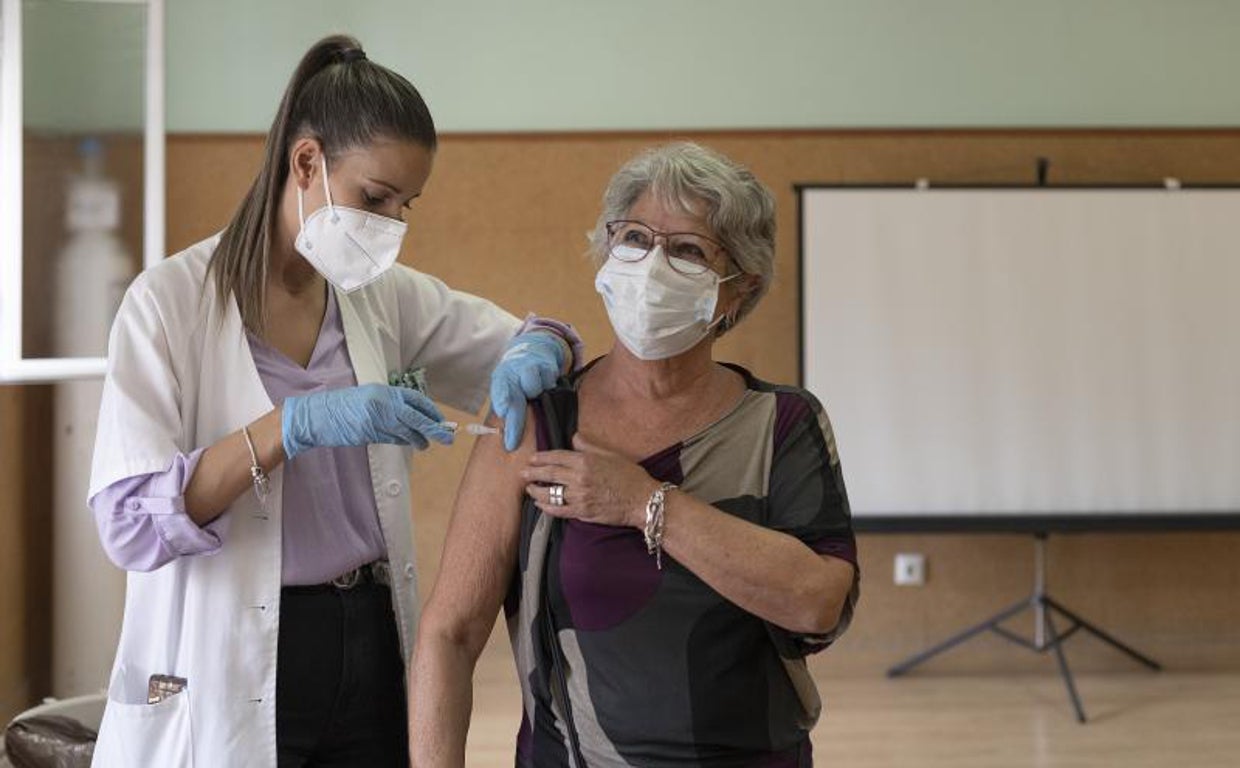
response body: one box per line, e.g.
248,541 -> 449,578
295,170 -> 312,249
709,272 -> 744,333
320,155 -> 340,223
296,184 -> 306,232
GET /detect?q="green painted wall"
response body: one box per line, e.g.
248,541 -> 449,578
19,0 -> 1240,134
22,0 -> 147,133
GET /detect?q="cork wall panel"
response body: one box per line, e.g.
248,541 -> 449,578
152,129 -> 1240,675
0,384 -> 52,721
0,388 -> 28,722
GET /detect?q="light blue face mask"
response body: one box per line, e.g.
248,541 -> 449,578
595,245 -> 739,360
295,156 -> 407,292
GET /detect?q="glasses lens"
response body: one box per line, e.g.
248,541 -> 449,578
608,222 -> 654,260
664,235 -> 714,275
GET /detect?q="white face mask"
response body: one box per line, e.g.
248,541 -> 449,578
294,156 -> 407,292
594,245 -> 738,361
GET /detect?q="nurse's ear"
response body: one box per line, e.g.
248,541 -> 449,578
288,137 -> 325,192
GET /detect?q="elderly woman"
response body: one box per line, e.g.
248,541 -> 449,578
409,143 -> 859,767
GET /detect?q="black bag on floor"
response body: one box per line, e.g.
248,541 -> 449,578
4,715 -> 96,768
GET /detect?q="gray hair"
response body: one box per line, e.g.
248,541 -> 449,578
587,142 -> 776,334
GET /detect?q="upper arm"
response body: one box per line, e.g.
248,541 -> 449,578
90,277 -> 185,498
418,407 -> 536,652
393,266 -> 522,414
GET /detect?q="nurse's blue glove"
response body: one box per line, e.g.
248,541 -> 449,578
282,383 -> 454,460
489,331 -> 568,451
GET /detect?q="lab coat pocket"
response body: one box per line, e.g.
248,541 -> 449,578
92,690 -> 193,768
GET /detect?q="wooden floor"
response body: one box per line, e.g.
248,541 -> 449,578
464,646 -> 1240,767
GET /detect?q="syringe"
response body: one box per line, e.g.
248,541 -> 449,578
441,421 -> 499,436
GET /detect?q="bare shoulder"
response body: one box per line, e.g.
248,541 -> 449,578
458,405 -> 539,499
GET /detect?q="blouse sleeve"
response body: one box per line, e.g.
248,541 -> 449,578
89,448 -> 224,572
516,313 -> 586,371
764,389 -> 861,656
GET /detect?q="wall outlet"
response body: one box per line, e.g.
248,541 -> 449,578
894,553 -> 926,586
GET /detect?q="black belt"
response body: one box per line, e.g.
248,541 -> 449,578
284,560 -> 392,594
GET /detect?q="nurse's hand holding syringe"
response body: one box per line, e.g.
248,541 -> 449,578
184,382 -> 450,526
283,384 -> 456,458
185,377 -> 496,526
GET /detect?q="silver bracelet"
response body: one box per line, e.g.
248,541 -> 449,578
241,425 -> 270,505
643,482 -> 677,570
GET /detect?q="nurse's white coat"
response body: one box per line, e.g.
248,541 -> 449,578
88,235 -> 520,766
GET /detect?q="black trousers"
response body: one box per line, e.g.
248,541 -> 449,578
276,581 -> 408,767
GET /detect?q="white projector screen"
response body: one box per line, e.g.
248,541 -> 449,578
800,187 -> 1240,526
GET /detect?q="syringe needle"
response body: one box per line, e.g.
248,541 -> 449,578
441,421 -> 499,436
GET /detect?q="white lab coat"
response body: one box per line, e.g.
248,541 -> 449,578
87,235 -> 520,767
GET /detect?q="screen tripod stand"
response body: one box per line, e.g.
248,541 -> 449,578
886,532 -> 1161,722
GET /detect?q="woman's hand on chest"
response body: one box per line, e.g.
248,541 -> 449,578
521,434 -> 661,529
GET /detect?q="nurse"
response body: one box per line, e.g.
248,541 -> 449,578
87,35 -> 578,766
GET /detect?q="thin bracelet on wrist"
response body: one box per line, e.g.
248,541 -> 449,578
241,424 -> 270,505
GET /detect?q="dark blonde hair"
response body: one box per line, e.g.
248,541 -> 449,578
208,34 -> 436,333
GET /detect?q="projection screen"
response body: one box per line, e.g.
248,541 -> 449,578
799,187 -> 1240,529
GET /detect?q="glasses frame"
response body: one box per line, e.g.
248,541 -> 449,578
604,219 -> 733,276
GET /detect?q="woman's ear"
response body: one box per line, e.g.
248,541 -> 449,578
727,273 -> 760,309
736,273 -> 762,298
288,137 -> 323,191
719,274 -> 760,329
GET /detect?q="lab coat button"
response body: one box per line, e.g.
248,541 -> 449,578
127,499 -> 141,511
404,563 -> 415,580
386,480 -> 402,497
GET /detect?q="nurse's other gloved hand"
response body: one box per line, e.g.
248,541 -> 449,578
489,331 -> 567,452
282,384 -> 454,460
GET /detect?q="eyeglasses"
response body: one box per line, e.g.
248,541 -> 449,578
605,220 -> 729,276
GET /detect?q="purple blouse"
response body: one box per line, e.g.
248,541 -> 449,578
90,289 -> 581,586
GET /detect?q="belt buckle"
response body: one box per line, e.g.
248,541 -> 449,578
330,566 -> 362,590
372,560 -> 391,587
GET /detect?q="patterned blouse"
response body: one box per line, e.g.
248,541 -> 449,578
504,362 -> 861,767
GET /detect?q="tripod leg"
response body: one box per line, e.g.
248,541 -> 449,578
887,597 -> 1031,678
1044,608 -> 1087,723
1043,597 -> 1162,671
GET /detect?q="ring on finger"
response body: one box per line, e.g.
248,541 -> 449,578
548,483 -> 566,507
